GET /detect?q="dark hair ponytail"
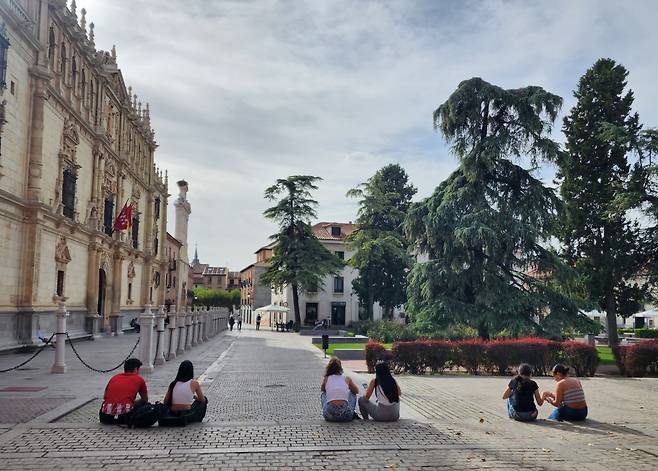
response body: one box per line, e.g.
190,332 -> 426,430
552,364 -> 569,376
165,360 -> 194,405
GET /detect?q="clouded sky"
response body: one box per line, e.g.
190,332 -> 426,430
81,0 -> 658,271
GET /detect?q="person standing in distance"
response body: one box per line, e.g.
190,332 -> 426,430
256,313 -> 261,331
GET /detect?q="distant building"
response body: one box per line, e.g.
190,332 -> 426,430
269,222 -> 396,328
228,271 -> 241,291
240,246 -> 274,324
187,246 -> 230,291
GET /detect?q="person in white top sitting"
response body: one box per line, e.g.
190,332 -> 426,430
359,360 -> 401,421
320,358 -> 359,422
163,360 -> 207,423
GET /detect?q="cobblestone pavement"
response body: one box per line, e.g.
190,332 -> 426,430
1,327 -> 657,469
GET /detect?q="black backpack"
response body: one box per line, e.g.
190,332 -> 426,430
128,403 -> 159,428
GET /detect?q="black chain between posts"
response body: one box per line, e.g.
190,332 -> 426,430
66,332 -> 141,373
0,333 -> 56,373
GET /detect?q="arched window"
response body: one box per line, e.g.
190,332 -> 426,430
48,26 -> 56,67
71,56 -> 77,92
80,69 -> 86,103
59,42 -> 67,80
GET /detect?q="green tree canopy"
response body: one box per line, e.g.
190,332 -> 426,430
558,59 -> 650,345
347,164 -> 417,319
260,176 -> 343,331
405,77 -> 592,339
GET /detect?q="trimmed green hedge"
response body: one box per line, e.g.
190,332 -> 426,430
367,337 -> 599,376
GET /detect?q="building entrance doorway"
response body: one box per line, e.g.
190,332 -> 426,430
331,302 -> 346,326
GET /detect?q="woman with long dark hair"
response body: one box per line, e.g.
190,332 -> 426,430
163,360 -> 207,423
502,363 -> 543,421
320,358 -> 359,422
358,361 -> 401,421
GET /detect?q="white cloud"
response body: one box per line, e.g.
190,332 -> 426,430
79,0 -> 658,270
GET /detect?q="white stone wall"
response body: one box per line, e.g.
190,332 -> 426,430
36,231 -> 57,306
65,238 -> 89,307
1,25 -> 32,196
0,211 -> 23,310
41,104 -> 65,208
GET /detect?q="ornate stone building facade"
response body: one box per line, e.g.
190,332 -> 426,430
0,0 -> 168,349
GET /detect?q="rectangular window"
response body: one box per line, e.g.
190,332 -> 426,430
131,216 -> 139,249
305,303 -> 318,325
334,251 -> 344,260
127,282 -> 132,301
103,195 -> 114,236
154,237 -> 159,255
10,80 -> 15,95
0,31 -> 9,89
62,167 -> 77,219
56,270 -> 65,297
333,276 -> 344,293
154,196 -> 161,220
331,226 -> 341,237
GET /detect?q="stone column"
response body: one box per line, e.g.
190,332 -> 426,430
51,299 -> 68,374
154,305 -> 166,366
184,306 -> 193,350
176,305 -> 186,355
110,255 -> 124,336
85,244 -> 101,338
167,306 -> 178,360
138,304 -> 156,373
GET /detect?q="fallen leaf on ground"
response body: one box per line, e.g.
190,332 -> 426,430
386,464 -> 399,469
479,417 -> 485,423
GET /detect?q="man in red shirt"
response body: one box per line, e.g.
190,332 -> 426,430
99,358 -> 149,425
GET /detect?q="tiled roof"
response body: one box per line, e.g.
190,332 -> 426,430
312,222 -> 356,240
203,266 -> 227,276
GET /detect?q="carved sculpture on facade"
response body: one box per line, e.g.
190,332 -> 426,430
54,117 -> 81,216
127,260 -> 136,279
55,236 -> 72,264
103,159 -> 117,194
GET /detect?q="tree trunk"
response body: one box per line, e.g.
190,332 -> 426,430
477,322 -> 490,340
605,292 -> 619,346
292,283 -> 301,332
367,283 -> 374,321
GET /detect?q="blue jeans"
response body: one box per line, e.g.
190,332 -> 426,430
507,399 -> 538,422
321,392 -> 356,422
549,405 -> 587,421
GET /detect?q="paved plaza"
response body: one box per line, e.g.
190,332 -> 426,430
0,328 -> 657,470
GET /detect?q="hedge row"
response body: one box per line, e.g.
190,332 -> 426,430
365,337 -> 599,376
619,328 -> 658,339
614,340 -> 658,377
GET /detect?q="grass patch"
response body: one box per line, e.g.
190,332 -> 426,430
597,346 -> 615,365
315,342 -> 392,356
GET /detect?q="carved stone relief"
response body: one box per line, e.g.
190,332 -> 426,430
55,236 -> 72,265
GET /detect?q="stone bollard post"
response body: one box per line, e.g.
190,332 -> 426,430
51,298 -> 69,374
190,307 -> 198,347
154,305 -> 167,366
138,304 -> 156,373
176,305 -> 186,355
167,307 -> 178,360
199,307 -> 207,343
184,306 -> 193,350
197,307 -> 204,342
202,307 -> 209,341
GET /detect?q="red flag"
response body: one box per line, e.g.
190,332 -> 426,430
113,201 -> 133,232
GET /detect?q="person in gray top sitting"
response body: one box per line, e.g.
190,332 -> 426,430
358,361 -> 401,422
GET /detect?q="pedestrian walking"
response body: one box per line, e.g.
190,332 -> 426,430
256,314 -> 261,331
228,314 -> 235,331
237,313 -> 242,331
